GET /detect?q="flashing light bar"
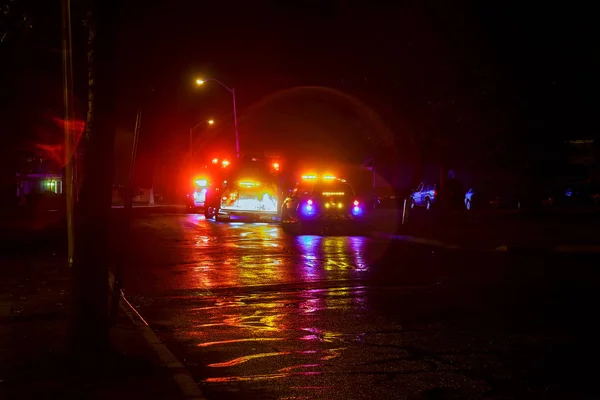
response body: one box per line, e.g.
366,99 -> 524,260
322,191 -> 345,196
323,174 -> 336,180
222,160 -> 230,167
239,181 -> 260,187
302,174 -> 317,180
195,179 -> 208,186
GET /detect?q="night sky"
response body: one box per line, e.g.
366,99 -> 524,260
1,1 -> 598,186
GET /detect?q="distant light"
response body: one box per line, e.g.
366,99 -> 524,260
273,162 -> 280,170
302,174 -> 317,180
208,119 -> 215,125
195,179 -> 207,186
307,199 -> 313,205
306,205 -> 313,211
322,192 -> 345,196
323,175 -> 335,180
222,160 -> 230,167
352,206 -> 361,215
212,158 -> 219,164
337,203 -> 343,209
353,200 -> 359,206
196,79 -> 204,85
325,203 -> 330,208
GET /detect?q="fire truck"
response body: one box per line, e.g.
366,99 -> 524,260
203,154 -> 284,222
185,157 -> 232,212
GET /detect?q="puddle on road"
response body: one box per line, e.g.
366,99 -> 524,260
183,286 -> 370,392
204,371 -> 321,383
198,337 -> 286,347
207,351 -> 292,367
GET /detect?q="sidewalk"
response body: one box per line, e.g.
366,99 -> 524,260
0,254 -> 184,399
367,208 -> 600,252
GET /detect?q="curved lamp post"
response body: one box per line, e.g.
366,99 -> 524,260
195,78 -> 240,159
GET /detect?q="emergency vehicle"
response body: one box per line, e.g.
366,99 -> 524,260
204,154 -> 283,222
186,157 -> 231,212
280,173 -> 366,234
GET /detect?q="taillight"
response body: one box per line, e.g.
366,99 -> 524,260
302,199 -> 315,215
433,190 -> 438,196
352,199 -> 362,215
305,199 -> 313,211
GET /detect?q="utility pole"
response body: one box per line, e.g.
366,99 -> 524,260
232,88 -> 240,159
71,0 -> 117,353
61,0 -> 75,267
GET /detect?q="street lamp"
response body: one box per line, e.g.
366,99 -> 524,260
189,119 -> 215,158
195,78 -> 240,159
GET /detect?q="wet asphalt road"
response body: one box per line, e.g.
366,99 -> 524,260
121,211 -> 599,399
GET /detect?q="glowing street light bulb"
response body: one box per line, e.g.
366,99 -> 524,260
208,119 -> 214,125
195,79 -> 204,85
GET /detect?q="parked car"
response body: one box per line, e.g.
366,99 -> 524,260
410,179 -> 464,211
464,184 -> 521,211
410,181 -> 437,210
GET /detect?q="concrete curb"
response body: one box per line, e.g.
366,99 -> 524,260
371,231 -> 600,254
109,272 -> 205,400
111,204 -> 186,209
370,231 -> 461,250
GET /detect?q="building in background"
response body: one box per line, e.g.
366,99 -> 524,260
15,152 -> 63,198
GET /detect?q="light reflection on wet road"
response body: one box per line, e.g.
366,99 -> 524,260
125,214 -> 456,399
125,214 -> 393,294
122,213 -> 593,399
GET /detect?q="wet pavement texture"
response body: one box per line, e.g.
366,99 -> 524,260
121,213 -> 600,399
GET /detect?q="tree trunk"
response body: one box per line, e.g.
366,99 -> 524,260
71,0 -> 117,354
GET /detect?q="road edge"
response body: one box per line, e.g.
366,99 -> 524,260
371,231 -> 600,254
109,272 -> 205,400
